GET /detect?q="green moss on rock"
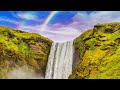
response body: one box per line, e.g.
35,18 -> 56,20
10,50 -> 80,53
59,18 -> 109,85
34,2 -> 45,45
0,26 -> 53,78
69,22 -> 120,79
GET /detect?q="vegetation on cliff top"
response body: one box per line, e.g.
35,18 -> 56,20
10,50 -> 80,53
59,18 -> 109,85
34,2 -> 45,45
0,26 -> 52,78
69,22 -> 120,79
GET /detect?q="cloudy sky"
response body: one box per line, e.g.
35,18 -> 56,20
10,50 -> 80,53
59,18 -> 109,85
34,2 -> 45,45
0,11 -> 120,42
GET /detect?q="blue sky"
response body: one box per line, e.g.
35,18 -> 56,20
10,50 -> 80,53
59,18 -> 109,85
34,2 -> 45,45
0,11 -> 120,42
0,11 -> 76,27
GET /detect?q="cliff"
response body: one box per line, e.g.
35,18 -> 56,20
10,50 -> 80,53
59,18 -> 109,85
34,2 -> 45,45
69,22 -> 120,79
0,26 -> 52,78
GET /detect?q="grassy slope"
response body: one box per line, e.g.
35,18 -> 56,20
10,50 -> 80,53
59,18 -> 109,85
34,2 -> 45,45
69,22 -> 120,79
0,26 -> 53,78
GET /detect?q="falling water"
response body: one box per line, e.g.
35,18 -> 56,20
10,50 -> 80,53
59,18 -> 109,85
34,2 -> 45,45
45,41 -> 74,79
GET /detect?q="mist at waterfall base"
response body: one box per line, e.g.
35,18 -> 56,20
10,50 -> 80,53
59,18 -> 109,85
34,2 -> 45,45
7,66 -> 44,79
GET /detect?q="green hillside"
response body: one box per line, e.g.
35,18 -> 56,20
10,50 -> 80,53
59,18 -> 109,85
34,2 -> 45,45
69,22 -> 120,79
0,26 -> 52,78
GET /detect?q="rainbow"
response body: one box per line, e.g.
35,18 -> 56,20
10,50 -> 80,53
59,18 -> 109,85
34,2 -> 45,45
41,11 -> 59,31
11,11 -> 60,31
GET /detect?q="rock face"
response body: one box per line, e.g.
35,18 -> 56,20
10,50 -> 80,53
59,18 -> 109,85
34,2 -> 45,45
69,23 -> 120,79
45,41 -> 74,79
0,26 -> 52,79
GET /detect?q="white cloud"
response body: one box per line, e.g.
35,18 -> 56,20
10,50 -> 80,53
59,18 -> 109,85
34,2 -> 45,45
17,23 -> 81,42
18,24 -> 41,32
45,27 -> 80,35
18,23 -> 81,35
0,17 -> 19,24
71,11 -> 120,32
17,12 -> 38,20
10,11 -> 44,23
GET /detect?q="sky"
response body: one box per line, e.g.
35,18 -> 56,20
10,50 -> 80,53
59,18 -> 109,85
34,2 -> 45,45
1,11 -> 120,42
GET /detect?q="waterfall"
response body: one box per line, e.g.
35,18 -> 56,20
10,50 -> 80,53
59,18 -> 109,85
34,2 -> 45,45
45,41 -> 74,79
